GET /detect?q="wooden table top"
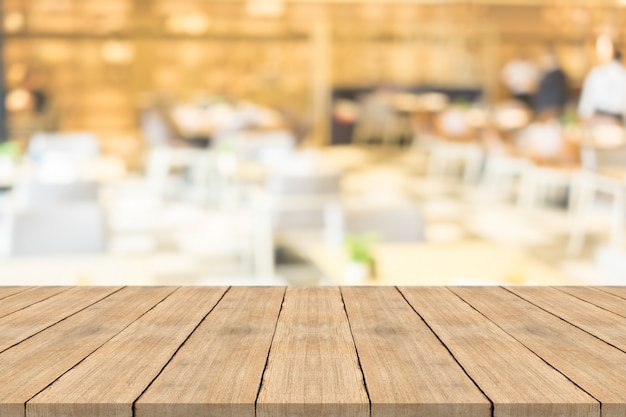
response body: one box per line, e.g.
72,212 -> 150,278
0,285 -> 625,417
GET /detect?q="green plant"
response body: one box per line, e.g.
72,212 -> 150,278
0,141 -> 19,160
451,97 -> 472,109
345,233 -> 377,265
561,107 -> 578,127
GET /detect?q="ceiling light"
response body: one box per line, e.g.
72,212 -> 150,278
166,12 -> 210,35
3,11 -> 25,33
101,41 -> 135,64
246,0 -> 285,18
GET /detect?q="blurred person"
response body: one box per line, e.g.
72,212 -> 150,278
534,50 -> 568,119
578,47 -> 626,126
501,52 -> 540,108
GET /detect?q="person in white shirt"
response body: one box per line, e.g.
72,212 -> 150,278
501,55 -> 540,108
578,49 -> 626,124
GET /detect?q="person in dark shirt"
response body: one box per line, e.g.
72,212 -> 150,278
534,50 -> 568,119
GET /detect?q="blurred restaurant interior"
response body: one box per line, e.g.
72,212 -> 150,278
1,0 -> 626,285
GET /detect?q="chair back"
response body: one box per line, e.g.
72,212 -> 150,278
266,172 -> 341,231
28,132 -> 100,162
9,203 -> 107,256
267,173 -> 340,197
140,108 -> 177,147
14,180 -> 99,206
581,124 -> 626,170
343,202 -> 425,242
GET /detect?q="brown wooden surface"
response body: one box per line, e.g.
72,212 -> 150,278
595,286 -> 626,302
509,286 -> 626,352
28,287 -> 228,417
452,286 -> 626,417
136,286 -> 285,417
557,286 -> 626,318
0,286 -> 623,417
0,287 -> 68,319
0,286 -> 121,354
0,287 -> 172,417
342,286 -> 490,417
0,287 -> 29,301
257,287 -> 369,417
398,287 -> 599,417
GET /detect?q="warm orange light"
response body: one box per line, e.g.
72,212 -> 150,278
3,11 -> 24,33
165,12 -> 210,35
101,40 -> 135,64
246,0 -> 285,17
5,88 -> 33,112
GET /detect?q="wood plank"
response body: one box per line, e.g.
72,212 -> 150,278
0,286 -> 174,417
257,287 -> 369,417
556,286 -> 626,318
136,286 -> 284,417
452,286 -> 626,417
508,286 -> 626,353
0,287 -> 69,319
341,286 -> 491,417
398,287 -> 599,417
27,286 -> 228,417
0,286 -> 120,353
595,286 -> 626,301
0,287 -> 29,301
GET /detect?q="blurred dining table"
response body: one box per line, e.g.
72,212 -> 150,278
301,241 -> 575,286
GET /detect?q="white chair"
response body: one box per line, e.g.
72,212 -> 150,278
482,155 -> 530,198
517,164 -> 576,210
567,124 -> 626,255
266,172 -> 342,231
27,132 -> 100,162
26,132 -> 101,183
324,200 -> 425,244
9,202 -> 107,256
514,121 -> 579,210
140,108 -> 198,196
426,108 -> 484,184
13,180 -> 99,206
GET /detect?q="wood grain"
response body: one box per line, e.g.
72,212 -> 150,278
0,287 -> 69,319
257,287 -> 369,417
508,286 -> 626,353
342,286 -> 491,417
0,287 -> 28,301
399,286 -> 599,417
557,286 -> 626,318
595,286 -> 626,301
0,286 -> 173,417
27,286 -> 228,417
452,286 -> 626,417
0,286 -> 120,353
136,286 -> 284,417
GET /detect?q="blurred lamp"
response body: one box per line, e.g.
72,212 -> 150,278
101,40 -> 134,64
246,0 -> 285,17
166,12 -> 210,35
3,11 -> 24,33
5,88 -> 33,112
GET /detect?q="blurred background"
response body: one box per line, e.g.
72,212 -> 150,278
1,0 -> 626,286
